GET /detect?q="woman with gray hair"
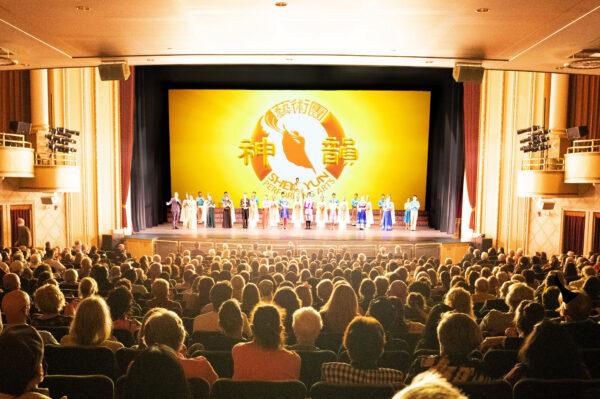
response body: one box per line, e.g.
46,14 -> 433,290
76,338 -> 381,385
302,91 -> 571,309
479,282 -> 534,335
288,307 -> 323,351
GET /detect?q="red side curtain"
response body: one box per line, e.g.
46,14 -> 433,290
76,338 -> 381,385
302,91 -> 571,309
568,75 -> 600,139
0,70 -> 31,131
593,214 -> 600,253
119,68 -> 135,228
463,82 -> 481,229
562,211 -> 586,255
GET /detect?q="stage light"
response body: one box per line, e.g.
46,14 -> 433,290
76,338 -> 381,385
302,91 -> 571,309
46,127 -> 79,154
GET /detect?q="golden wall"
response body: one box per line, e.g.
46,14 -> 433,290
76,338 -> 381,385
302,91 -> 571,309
48,68 -> 121,247
477,70 -> 600,255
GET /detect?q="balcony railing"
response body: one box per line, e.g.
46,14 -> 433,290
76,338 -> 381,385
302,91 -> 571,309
567,139 -> 600,154
0,132 -> 32,148
521,157 -> 564,171
36,152 -> 77,166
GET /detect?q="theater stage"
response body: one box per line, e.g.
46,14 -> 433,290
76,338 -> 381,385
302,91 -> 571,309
124,224 -> 469,262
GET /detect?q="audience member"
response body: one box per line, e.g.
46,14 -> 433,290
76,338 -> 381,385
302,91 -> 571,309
232,304 -> 301,381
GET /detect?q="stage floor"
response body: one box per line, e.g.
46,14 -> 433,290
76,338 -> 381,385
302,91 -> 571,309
130,223 -> 459,244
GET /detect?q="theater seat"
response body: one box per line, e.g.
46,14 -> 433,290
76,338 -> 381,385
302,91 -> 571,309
112,329 -> 136,347
41,374 -> 114,399
192,350 -> 234,378
295,350 -> 337,389
37,326 -> 70,342
582,349 -> 600,378
482,349 -> 518,379
513,378 -> 600,399
210,379 -> 306,399
309,381 -> 398,399
455,380 -> 512,399
116,375 -> 209,399
115,347 -> 141,376
316,333 -> 344,353
44,345 -> 117,380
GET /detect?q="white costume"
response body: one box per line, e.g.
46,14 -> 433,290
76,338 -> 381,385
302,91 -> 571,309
365,197 -> 374,229
328,197 -> 339,225
269,197 -> 280,227
337,199 -> 350,230
316,197 -> 327,229
409,197 -> 420,231
249,196 -> 259,228
181,197 -> 197,230
291,193 -> 303,229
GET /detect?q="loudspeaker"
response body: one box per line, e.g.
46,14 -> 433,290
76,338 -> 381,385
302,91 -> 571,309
566,126 -> 588,139
98,63 -> 130,81
452,64 -> 484,83
40,196 -> 58,205
101,234 -> 115,251
9,121 -> 31,135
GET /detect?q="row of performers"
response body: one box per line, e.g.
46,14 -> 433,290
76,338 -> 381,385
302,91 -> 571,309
167,192 -> 421,231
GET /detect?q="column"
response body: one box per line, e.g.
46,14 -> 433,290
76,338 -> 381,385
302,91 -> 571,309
548,73 -> 570,158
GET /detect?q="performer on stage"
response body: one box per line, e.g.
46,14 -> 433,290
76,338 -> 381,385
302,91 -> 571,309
291,191 -> 303,229
328,193 -> 339,230
221,192 -> 235,228
196,191 -> 205,225
269,195 -> 280,227
240,193 -> 250,229
381,196 -> 394,231
249,192 -> 259,229
356,196 -> 367,230
279,192 -> 290,230
338,196 -> 350,230
262,194 -> 271,229
186,194 -> 198,230
316,194 -> 327,229
180,193 -> 190,228
205,194 -> 215,228
409,195 -> 420,231
304,191 -> 314,229
365,195 -> 374,229
403,197 -> 411,230
377,194 -> 386,212
166,192 -> 181,229
351,193 -> 359,226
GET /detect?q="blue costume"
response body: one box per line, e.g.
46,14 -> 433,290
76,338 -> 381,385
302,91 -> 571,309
357,200 -> 367,229
279,198 -> 290,219
403,201 -> 411,224
381,201 -> 393,231
409,198 -> 420,231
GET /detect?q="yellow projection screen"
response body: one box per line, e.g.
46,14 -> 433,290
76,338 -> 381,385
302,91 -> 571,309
169,89 -> 431,203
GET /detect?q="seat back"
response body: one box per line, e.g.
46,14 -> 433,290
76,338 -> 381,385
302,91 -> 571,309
41,374 -> 114,399
193,350 -> 234,378
210,379 -> 306,399
309,382 -> 397,399
296,350 -> 337,389
112,329 -> 136,347
582,349 -> 600,378
190,331 -> 224,347
115,347 -> 141,376
116,375 -> 209,399
37,326 -> 70,342
44,345 -> 117,380
316,333 -> 344,354
455,380 -> 512,399
514,378 -> 600,399
482,349 -> 518,379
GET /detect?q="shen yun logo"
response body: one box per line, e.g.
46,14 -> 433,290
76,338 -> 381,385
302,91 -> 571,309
238,99 -> 358,198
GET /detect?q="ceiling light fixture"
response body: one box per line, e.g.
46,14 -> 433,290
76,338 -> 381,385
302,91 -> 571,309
76,5 -> 90,11
476,7 -> 490,13
0,49 -> 17,66
275,2 -> 288,7
146,58 -> 154,62
425,60 -> 433,64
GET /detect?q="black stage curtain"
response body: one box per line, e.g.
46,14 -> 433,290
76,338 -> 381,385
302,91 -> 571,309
131,65 -> 464,233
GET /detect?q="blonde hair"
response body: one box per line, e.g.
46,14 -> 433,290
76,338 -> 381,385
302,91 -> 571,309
292,307 -> 323,342
143,309 -> 186,351
393,371 -> 467,399
151,278 -> 170,299
444,287 -> 474,318
78,277 -> 98,298
319,283 -> 358,333
69,296 -> 112,346
64,269 -> 78,284
34,284 -> 65,314
437,312 -> 481,356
